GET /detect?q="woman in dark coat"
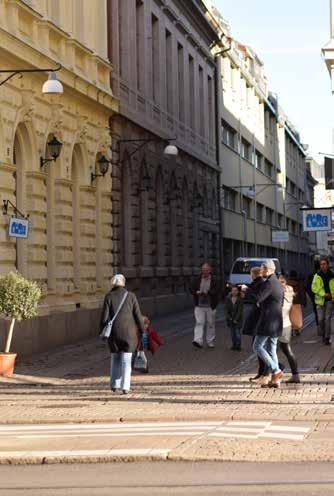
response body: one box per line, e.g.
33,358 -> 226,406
252,261 -> 284,388
99,274 -> 145,394
242,266 -> 268,383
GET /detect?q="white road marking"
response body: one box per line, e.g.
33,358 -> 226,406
17,431 -> 206,439
266,426 -> 310,433
0,421 -> 311,445
258,432 -> 305,441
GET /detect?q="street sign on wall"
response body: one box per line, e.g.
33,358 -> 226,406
272,230 -> 289,243
8,217 -> 29,238
302,208 -> 332,232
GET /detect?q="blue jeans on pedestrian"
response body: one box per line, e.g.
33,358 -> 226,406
230,325 -> 241,349
110,352 -> 133,391
253,336 -> 279,374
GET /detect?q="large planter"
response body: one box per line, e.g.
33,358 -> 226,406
0,353 -> 17,377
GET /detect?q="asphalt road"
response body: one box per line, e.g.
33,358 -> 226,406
1,461 -> 334,495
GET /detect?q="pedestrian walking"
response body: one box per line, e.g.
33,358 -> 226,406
225,286 -> 243,351
241,267 -> 269,384
287,270 -> 306,336
306,260 -> 320,332
134,316 -> 163,373
311,256 -> 334,345
190,263 -> 220,349
99,274 -> 145,394
252,260 -> 284,388
278,275 -> 300,384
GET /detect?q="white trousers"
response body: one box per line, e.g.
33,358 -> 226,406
193,306 -> 216,345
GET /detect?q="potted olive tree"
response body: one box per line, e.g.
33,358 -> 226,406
0,272 -> 41,377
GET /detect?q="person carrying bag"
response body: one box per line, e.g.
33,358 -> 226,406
99,274 -> 145,394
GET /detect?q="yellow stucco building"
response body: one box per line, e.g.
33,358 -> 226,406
0,0 -> 116,354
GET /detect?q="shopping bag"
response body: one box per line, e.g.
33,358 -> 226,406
289,303 -> 303,330
133,350 -> 148,372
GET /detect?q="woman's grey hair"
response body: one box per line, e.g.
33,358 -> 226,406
261,260 -> 276,273
111,274 -> 126,288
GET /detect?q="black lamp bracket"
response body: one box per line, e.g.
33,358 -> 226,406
2,200 -> 29,219
111,137 -> 177,164
40,156 -> 56,168
0,64 -> 61,87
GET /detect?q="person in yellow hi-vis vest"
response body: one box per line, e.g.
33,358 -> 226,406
311,257 -> 334,345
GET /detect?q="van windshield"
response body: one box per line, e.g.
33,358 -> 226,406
232,260 -> 267,274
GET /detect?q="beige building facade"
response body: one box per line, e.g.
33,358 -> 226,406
206,4 -> 313,275
0,0 -> 116,355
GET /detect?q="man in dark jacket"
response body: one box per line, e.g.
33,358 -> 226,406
252,260 -> 284,388
242,266 -> 268,382
190,263 -> 220,348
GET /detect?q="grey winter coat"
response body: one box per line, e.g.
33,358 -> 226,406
99,287 -> 145,353
255,274 -> 284,338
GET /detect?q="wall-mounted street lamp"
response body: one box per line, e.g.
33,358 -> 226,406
225,182 -> 284,198
40,135 -> 63,169
0,64 -> 63,94
111,137 -> 178,165
91,155 -> 111,183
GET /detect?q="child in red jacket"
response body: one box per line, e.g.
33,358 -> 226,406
142,316 -> 163,355
134,316 -> 163,373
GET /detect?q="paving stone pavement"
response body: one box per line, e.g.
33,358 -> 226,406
0,309 -> 333,463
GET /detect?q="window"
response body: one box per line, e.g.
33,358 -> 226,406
223,187 -> 236,211
241,139 -> 251,161
177,43 -> 185,122
242,196 -> 252,218
264,159 -> 273,178
255,151 -> 263,170
165,30 -> 173,114
151,14 -> 160,103
265,207 -> 273,225
290,181 -> 296,196
189,55 -> 195,129
278,213 -> 283,228
256,203 -> 264,222
222,120 -> 236,149
199,66 -> 205,136
291,220 -> 296,235
136,0 -> 144,91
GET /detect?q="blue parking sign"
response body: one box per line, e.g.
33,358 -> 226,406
302,208 -> 332,232
8,217 -> 29,238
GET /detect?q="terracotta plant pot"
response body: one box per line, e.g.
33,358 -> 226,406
0,353 -> 17,377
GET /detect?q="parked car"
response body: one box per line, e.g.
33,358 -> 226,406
227,257 -> 281,287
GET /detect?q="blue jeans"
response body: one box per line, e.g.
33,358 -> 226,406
253,336 -> 279,374
230,325 -> 241,348
110,352 -> 133,391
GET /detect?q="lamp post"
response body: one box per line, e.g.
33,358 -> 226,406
0,64 -> 63,94
111,137 -> 178,165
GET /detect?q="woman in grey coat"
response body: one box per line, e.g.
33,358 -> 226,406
99,274 -> 145,394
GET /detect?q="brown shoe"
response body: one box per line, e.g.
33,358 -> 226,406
249,374 -> 262,382
262,380 -> 280,389
285,374 -> 301,384
271,370 -> 283,382
258,375 -> 271,386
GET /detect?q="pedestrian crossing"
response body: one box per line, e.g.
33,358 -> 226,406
0,420 -> 311,443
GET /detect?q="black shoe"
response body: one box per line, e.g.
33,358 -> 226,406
324,338 -> 332,346
192,340 -> 203,349
230,346 -> 236,351
235,346 -> 242,351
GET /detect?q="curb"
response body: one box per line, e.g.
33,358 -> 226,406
0,449 -> 170,466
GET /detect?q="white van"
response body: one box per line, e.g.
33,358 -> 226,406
228,257 -> 281,287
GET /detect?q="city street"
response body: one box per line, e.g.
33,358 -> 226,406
0,461 -> 334,495
0,309 -> 333,466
